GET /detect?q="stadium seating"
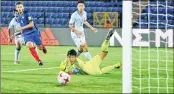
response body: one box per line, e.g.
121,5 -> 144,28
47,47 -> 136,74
135,1 -> 174,29
1,1 -> 173,29
1,1 -> 122,28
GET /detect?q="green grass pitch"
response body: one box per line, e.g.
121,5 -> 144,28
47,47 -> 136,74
1,45 -> 173,93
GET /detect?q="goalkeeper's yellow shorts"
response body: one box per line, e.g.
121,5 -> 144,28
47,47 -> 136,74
85,55 -> 103,75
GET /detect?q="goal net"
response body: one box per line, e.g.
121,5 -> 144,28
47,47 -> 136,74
122,0 -> 174,93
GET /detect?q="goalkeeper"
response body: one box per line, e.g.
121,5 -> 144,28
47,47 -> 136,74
60,28 -> 121,75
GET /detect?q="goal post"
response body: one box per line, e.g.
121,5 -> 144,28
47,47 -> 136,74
122,0 -> 174,93
122,0 -> 132,93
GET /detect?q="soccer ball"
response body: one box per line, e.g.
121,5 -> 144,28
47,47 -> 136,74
57,72 -> 71,85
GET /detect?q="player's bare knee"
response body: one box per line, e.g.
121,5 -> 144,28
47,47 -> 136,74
81,43 -> 86,47
26,42 -> 34,48
81,43 -> 87,50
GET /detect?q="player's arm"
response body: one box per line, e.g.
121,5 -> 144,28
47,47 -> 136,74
69,24 -> 82,35
84,20 -> 97,33
60,61 -> 77,75
68,14 -> 82,35
83,12 -> 97,33
7,29 -> 13,44
16,22 -> 34,32
16,15 -> 34,32
8,20 -> 14,43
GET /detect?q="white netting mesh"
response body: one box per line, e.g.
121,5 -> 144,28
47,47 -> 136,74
132,0 -> 174,93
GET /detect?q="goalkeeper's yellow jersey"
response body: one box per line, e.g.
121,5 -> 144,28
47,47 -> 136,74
60,58 -> 92,74
60,55 -> 103,75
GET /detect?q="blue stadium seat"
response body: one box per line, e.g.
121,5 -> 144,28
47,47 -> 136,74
71,1 -> 77,7
158,15 -> 165,20
101,8 -> 107,12
58,1 -> 64,7
25,7 -> 32,12
47,7 -> 53,12
52,1 -> 58,7
42,7 -> 47,12
69,7 -> 76,13
52,7 -> 59,12
85,7 -> 91,12
151,8 -> 157,13
168,16 -> 174,20
88,19 -> 92,24
1,18 -> 5,23
46,19 -> 54,24
36,1 -> 42,6
42,2 -> 47,6
47,1 -> 53,6
62,13 -> 69,18
26,2 -> 32,6
6,1 -> 12,6
1,1 -> 6,6
168,8 -> 174,13
2,12 -> 8,18
52,13 -> 58,19
45,13 -> 52,18
9,12 -> 14,18
36,7 -> 42,12
87,13 -> 92,19
168,26 -> 174,29
159,2 -> 166,5
36,24 -> 44,27
5,7 -> 12,12
36,13 -> 43,18
32,7 -> 37,12
36,18 -> 44,24
31,1 -> 37,6
53,19 -> 59,24
159,25 -> 165,29
95,7 -> 102,12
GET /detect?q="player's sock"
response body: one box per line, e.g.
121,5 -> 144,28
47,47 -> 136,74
77,50 -> 83,56
101,39 -> 110,52
29,47 -> 41,62
101,65 -> 115,74
84,51 -> 92,60
15,47 -> 21,61
34,46 -> 38,54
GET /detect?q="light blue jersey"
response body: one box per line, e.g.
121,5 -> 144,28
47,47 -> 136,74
69,11 -> 87,34
8,17 -> 22,37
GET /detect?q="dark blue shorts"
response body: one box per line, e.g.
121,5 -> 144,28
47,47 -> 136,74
24,33 -> 42,45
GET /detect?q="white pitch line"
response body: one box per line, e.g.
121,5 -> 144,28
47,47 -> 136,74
2,67 -> 60,73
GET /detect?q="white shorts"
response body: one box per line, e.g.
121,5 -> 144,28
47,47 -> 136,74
15,35 -> 25,44
71,32 -> 86,48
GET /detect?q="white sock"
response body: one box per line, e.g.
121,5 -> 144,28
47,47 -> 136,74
15,48 -> 20,61
77,50 -> 83,56
84,51 -> 92,60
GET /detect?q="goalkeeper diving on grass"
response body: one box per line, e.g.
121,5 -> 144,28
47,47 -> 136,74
59,28 -> 121,75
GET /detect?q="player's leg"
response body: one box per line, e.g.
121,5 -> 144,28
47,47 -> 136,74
72,36 -> 83,56
34,43 -> 38,54
26,41 -> 42,65
37,44 -> 47,54
100,62 -> 122,74
14,40 -> 22,64
24,35 -> 43,66
99,28 -> 116,60
81,43 -> 91,60
77,46 -> 83,56
80,36 -> 92,60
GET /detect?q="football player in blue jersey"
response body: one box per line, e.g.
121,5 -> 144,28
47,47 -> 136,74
15,1 -> 47,66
